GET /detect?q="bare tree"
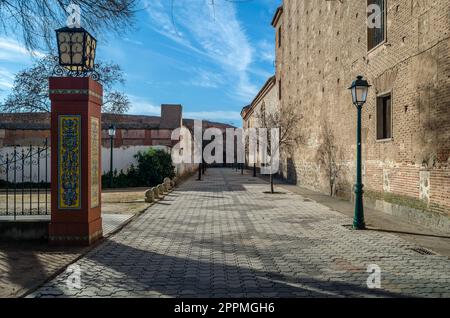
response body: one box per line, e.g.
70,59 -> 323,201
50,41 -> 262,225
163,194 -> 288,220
317,121 -> 343,197
0,55 -> 130,114
255,103 -> 303,194
0,0 -> 137,52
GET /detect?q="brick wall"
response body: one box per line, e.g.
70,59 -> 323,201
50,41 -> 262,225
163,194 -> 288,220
276,0 -> 450,216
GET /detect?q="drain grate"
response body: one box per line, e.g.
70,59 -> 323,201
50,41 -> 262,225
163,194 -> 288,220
408,247 -> 436,256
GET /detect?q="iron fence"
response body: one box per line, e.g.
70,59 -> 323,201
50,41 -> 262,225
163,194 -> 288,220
0,139 -> 50,218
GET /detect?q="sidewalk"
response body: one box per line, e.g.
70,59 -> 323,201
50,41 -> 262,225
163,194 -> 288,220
29,168 -> 450,298
256,172 -> 450,257
0,190 -> 148,298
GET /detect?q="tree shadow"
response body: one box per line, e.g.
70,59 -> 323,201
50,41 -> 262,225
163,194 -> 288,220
0,241 -> 84,298
32,239 -> 408,298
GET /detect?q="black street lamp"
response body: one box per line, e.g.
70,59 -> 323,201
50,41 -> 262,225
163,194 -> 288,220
348,75 -> 371,230
108,125 -> 116,188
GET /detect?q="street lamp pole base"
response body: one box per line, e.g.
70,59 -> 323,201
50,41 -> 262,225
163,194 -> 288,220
197,163 -> 202,181
353,183 -> 366,230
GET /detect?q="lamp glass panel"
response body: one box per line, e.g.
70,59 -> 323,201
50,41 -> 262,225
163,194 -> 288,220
90,40 -> 96,67
58,32 -> 71,64
70,32 -> 84,65
355,86 -> 367,104
85,34 -> 92,68
351,86 -> 357,104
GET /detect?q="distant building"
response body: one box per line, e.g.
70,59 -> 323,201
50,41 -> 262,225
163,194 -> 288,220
0,104 -> 234,177
241,75 -> 278,169
253,1 -> 450,230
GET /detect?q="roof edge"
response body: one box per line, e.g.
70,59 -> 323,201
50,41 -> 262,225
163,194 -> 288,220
271,5 -> 283,27
242,75 -> 276,120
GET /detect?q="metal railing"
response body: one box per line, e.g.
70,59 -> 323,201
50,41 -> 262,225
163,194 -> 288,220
0,139 -> 50,218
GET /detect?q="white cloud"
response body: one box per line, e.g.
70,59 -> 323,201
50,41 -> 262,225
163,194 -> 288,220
127,95 -> 161,115
123,37 -> 143,46
257,39 -> 275,63
127,95 -> 240,126
0,37 -> 46,102
0,68 -> 14,89
184,110 -> 241,122
184,68 -> 225,88
143,0 -> 257,101
0,37 -> 45,61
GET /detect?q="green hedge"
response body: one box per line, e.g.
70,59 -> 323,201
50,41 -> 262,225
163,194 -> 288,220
102,148 -> 175,188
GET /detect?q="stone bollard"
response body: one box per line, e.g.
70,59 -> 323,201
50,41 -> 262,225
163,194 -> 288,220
145,189 -> 155,203
157,184 -> 166,196
151,187 -> 160,199
164,178 -> 172,191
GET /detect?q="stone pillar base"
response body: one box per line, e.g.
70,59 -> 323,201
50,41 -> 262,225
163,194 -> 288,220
49,217 -> 103,246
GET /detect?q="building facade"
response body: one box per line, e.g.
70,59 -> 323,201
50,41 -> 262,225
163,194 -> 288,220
271,0 -> 450,229
241,75 -> 279,168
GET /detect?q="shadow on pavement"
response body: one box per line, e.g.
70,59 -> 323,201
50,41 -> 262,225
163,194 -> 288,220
76,240 -> 408,298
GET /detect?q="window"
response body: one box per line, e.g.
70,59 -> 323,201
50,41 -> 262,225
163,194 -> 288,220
376,93 -> 392,140
278,27 -> 282,48
367,0 -> 386,51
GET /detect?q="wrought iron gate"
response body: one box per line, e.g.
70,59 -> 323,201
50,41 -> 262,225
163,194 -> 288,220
0,139 -> 50,218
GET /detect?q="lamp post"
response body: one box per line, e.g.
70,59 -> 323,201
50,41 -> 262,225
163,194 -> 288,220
108,125 -> 116,188
348,75 -> 371,230
49,24 -> 103,245
198,163 -> 202,181
253,145 -> 257,177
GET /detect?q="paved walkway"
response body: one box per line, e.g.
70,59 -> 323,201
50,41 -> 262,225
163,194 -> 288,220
0,214 -> 134,298
31,168 -> 450,298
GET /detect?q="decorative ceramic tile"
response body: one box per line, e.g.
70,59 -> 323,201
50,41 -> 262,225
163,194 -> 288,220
58,115 -> 81,210
91,116 -> 100,208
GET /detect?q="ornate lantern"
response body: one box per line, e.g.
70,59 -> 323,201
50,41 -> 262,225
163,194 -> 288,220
55,27 -> 98,77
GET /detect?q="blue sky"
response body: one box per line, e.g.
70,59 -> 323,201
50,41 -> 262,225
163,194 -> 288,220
0,0 -> 281,127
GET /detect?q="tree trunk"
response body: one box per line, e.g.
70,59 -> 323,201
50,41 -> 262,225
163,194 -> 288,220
270,174 -> 274,194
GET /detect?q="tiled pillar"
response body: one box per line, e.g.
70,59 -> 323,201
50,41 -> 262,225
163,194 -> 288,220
48,77 -> 103,246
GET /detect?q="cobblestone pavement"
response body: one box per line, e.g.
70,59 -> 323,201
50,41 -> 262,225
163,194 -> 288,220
31,168 -> 450,298
0,213 -> 133,298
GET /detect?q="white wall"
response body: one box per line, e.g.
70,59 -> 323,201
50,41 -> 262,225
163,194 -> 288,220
0,145 -> 178,182
101,145 -> 168,174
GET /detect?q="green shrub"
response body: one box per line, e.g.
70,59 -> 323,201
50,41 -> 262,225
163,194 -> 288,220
102,149 -> 175,189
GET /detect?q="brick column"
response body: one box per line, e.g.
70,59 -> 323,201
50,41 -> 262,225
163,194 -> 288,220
48,77 -> 103,246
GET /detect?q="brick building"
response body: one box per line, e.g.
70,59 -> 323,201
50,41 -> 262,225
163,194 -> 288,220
266,0 -> 449,229
0,104 -> 233,148
0,104 -> 234,177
